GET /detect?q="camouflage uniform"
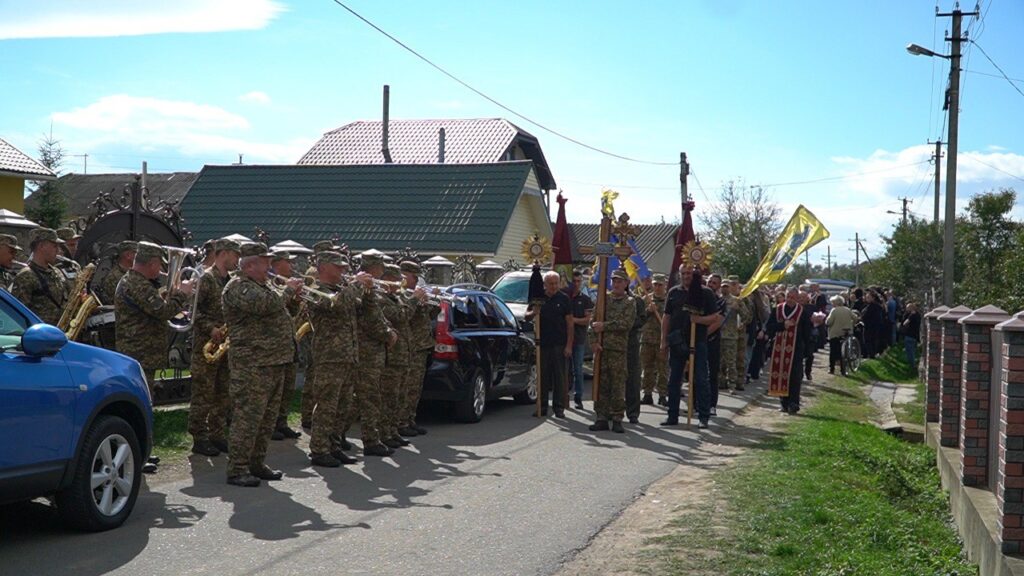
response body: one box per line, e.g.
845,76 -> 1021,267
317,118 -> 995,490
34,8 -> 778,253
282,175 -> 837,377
221,245 -> 297,479
344,288 -> 392,447
402,292 -> 439,430
735,296 -> 752,389
591,292 -> 635,423
0,234 -> 23,289
187,266 -> 232,444
625,292 -> 648,421
719,291 -> 752,391
379,289 -> 411,441
276,292 -> 302,429
10,261 -> 68,326
300,240 -> 335,427
641,293 -> 668,398
115,267 -> 188,380
307,273 -> 364,458
98,264 -> 128,309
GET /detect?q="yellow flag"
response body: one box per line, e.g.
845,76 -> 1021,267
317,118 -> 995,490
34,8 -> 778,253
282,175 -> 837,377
740,205 -> 830,298
601,189 -> 619,216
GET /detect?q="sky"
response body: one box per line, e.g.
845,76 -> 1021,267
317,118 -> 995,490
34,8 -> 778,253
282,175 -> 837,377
1,0 -> 1021,268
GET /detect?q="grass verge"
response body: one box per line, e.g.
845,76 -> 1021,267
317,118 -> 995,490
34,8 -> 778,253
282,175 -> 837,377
647,376 -> 975,575
846,345 -> 925,426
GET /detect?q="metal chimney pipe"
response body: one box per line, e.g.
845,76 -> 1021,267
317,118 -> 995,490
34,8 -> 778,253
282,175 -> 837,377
438,127 -> 446,163
381,85 -> 393,163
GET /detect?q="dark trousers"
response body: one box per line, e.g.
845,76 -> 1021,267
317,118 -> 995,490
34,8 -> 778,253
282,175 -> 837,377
539,345 -> 566,413
780,356 -> 803,413
828,337 -> 844,374
748,337 -> 767,379
667,339 -> 710,422
803,343 -> 813,378
708,337 -> 721,408
625,333 -> 642,420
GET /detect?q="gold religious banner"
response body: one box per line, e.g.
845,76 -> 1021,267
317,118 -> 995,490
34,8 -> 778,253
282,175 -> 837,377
521,233 -> 553,264
680,240 -> 713,272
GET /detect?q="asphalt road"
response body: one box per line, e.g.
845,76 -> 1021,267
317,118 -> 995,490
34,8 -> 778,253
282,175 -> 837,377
0,380 -> 767,576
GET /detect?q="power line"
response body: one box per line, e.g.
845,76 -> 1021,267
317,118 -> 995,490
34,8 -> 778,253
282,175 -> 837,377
970,40 -> 1024,99
964,68 -> 1024,85
327,0 -> 678,166
962,154 -> 1024,183
690,170 -> 713,206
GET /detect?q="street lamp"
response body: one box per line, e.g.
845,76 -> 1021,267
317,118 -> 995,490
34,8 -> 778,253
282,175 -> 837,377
905,43 -> 949,59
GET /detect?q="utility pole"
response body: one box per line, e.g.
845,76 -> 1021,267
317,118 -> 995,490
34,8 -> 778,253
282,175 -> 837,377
887,197 -> 911,225
850,233 -> 860,286
679,152 -> 690,205
929,139 -> 943,224
937,7 -> 976,306
821,245 -> 833,278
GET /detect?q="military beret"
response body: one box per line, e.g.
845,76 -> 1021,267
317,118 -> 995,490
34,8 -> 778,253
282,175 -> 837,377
611,269 -> 629,281
360,249 -> 385,268
213,238 -> 241,253
382,263 -> 401,279
239,242 -> 273,258
652,273 -> 668,284
30,227 -> 64,245
0,234 -> 23,252
135,241 -> 165,262
316,251 -> 347,267
312,240 -> 335,254
399,260 -> 421,274
116,240 -> 138,255
55,227 -> 75,241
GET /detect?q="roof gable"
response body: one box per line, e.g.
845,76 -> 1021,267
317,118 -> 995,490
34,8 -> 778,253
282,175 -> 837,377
298,118 -> 556,190
0,137 -> 56,180
180,162 -> 536,254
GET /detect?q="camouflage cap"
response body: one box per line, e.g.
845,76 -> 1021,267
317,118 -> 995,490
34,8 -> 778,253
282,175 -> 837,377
652,273 -> 668,284
726,274 -> 740,283
399,260 -> 421,274
271,250 -> 293,262
312,240 -> 335,254
239,242 -> 273,258
382,263 -> 401,279
135,241 -> 165,263
213,238 -> 241,253
0,234 -> 23,252
360,249 -> 385,268
30,227 -> 64,245
116,240 -> 138,255
316,251 -> 347,267
55,227 -> 75,241
611,269 -> 629,281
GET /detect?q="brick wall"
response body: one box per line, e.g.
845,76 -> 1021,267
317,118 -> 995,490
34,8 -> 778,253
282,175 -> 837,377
959,306 -> 1008,487
939,307 -> 972,447
996,314 -> 1024,554
925,306 -> 950,423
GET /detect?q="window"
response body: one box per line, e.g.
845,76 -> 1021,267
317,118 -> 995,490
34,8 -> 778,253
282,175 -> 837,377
492,275 -> 529,304
0,298 -> 29,351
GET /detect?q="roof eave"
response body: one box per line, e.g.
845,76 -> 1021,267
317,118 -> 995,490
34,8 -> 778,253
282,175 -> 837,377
0,169 -> 56,181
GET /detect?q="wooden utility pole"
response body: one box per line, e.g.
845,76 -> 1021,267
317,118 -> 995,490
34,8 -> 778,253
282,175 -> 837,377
929,139 -> 943,224
680,152 -> 690,205
821,245 -> 833,278
851,233 -> 860,286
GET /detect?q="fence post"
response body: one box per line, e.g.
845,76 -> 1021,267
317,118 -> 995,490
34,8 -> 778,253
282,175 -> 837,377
995,311 -> 1024,554
958,305 -> 1008,487
925,305 -> 951,423
939,306 -> 973,447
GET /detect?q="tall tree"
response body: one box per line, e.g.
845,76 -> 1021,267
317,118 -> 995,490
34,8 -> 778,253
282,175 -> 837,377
870,216 -> 944,305
958,188 -> 1019,308
697,180 -> 782,281
25,132 -> 66,228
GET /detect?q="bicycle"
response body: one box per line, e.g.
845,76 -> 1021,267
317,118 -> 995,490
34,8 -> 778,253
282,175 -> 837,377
841,325 -> 862,374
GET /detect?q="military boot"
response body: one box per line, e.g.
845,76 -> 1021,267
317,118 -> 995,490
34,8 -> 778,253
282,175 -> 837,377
612,421 -> 625,434
641,393 -> 654,405
191,439 -> 220,457
331,450 -> 359,465
250,465 -> 283,481
211,437 -> 229,453
588,420 -> 610,431
398,426 -> 419,437
227,474 -> 261,487
310,453 -> 341,468
363,443 -> 391,457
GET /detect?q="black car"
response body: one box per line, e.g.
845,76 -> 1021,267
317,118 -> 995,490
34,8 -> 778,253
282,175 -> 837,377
421,289 -> 537,423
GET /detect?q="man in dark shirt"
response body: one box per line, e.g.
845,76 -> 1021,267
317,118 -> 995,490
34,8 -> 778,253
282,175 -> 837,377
706,273 -> 725,416
660,266 -> 723,429
526,271 -> 574,418
563,270 -> 594,409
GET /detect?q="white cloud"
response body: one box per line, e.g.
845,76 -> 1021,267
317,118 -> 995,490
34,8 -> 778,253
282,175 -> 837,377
239,91 -> 272,105
0,0 -> 286,40
51,94 -> 313,165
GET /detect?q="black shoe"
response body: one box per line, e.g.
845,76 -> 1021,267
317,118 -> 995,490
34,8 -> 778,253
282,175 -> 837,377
331,450 -> 359,464
271,429 -> 284,441
383,437 -> 403,449
227,474 -> 261,487
658,396 -> 669,406
698,419 -> 709,429
390,436 -> 411,447
710,406 -> 717,416
628,417 -> 639,424
574,395 -> 584,409
641,394 -> 654,405
301,420 -> 312,431
398,426 -> 420,437
553,411 -> 566,419
363,443 -> 391,457
276,425 -> 301,439
788,407 -> 800,415
588,420 -> 610,431
340,436 -> 353,451
142,462 -> 158,474
612,421 -> 625,433
250,465 -> 283,481
310,453 -> 341,468
412,423 -> 427,435
805,373 -> 812,381
211,438 -> 229,453
147,456 -> 161,465
660,419 -> 679,427
191,440 -> 220,457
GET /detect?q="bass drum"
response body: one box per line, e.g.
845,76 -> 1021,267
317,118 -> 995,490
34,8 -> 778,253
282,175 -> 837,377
83,305 -> 117,350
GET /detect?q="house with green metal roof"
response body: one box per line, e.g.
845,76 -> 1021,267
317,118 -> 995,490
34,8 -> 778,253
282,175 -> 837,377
179,161 -> 552,263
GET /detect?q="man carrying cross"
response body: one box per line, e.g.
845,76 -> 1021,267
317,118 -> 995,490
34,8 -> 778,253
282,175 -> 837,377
588,268 -> 635,433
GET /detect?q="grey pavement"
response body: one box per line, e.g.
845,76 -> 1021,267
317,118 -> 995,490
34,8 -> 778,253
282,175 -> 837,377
0,377 -> 772,576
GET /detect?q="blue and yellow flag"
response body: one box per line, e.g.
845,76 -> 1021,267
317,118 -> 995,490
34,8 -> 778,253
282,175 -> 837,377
740,205 -> 830,298
589,235 -> 652,289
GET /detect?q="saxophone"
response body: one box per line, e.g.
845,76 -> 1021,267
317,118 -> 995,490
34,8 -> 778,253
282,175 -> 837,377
202,325 -> 229,363
58,263 -> 96,335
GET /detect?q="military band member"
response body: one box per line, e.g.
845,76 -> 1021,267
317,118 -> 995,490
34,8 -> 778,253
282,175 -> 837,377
300,239 -> 338,430
221,242 -> 303,487
10,228 -> 69,325
54,227 -> 82,286
344,249 -> 397,457
398,260 -> 437,436
307,251 -> 372,468
270,250 -> 303,441
114,242 -> 193,390
196,239 -> 216,275
640,274 -> 669,406
97,240 -> 137,306
187,238 -> 240,457
589,269 -> 636,433
625,277 -> 649,424
0,234 -> 24,289
379,264 -> 412,448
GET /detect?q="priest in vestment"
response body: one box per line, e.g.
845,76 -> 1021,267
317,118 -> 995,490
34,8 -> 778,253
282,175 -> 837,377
766,287 -> 813,414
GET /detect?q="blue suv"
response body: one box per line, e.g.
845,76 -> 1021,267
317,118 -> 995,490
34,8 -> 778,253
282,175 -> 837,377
0,288 -> 153,531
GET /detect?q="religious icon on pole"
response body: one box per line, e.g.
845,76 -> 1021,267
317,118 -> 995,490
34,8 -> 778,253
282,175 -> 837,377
522,232 -> 550,417
679,240 -> 713,427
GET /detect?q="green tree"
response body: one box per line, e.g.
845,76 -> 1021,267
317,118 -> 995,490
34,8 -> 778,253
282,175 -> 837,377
24,132 -> 66,228
958,188 -> 1019,308
869,216 -> 943,305
697,180 -> 782,281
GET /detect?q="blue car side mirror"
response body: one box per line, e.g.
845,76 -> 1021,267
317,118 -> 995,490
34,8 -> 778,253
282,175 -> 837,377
22,324 -> 68,357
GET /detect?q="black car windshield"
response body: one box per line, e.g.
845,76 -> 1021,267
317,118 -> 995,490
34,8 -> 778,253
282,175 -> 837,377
492,276 -> 528,304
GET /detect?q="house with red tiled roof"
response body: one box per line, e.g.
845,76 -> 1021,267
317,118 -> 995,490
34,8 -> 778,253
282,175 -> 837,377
0,137 -> 56,214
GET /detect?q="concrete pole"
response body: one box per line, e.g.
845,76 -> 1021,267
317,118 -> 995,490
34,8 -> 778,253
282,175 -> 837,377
941,10 -> 966,306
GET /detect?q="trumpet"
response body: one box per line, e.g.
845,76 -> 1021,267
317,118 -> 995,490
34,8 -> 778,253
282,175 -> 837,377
267,271 -> 335,304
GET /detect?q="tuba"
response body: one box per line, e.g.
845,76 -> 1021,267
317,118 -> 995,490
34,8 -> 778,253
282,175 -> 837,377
163,246 -> 201,332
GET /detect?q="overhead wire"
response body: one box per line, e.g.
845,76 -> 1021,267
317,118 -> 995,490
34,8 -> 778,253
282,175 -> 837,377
969,40 -> 1024,99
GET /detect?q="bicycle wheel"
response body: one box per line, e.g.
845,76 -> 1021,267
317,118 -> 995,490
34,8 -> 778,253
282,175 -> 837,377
848,338 -> 862,372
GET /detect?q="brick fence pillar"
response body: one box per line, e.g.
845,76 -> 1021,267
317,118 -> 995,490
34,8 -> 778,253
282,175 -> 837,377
995,311 -> 1024,555
939,306 -> 973,447
925,305 -> 950,423
958,305 -> 1009,487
